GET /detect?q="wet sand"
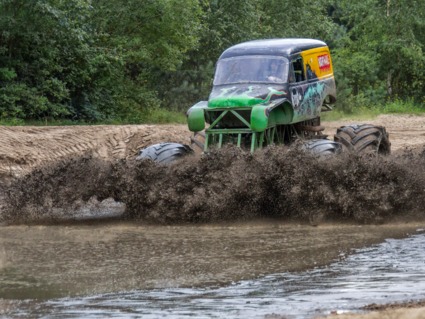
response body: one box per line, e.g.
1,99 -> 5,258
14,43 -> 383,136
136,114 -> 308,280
322,304 -> 425,319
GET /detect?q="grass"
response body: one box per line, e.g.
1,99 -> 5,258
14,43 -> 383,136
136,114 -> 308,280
376,99 -> 425,114
139,107 -> 187,124
0,100 -> 423,126
0,108 -> 187,126
322,99 -> 425,121
321,107 -> 380,121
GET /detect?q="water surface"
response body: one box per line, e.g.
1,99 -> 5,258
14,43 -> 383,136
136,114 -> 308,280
0,221 -> 424,318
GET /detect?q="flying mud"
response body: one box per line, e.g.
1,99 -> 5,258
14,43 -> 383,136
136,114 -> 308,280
1,144 -> 425,224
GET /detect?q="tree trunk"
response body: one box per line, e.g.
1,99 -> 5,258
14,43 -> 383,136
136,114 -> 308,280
386,0 -> 392,97
387,72 -> 392,97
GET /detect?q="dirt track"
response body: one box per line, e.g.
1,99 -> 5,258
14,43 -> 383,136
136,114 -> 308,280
1,114 -> 425,318
1,114 -> 424,178
0,124 -> 190,178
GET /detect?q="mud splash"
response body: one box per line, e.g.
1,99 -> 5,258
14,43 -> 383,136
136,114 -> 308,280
2,146 -> 425,224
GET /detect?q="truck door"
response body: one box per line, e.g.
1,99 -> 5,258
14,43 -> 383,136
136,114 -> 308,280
289,56 -> 306,111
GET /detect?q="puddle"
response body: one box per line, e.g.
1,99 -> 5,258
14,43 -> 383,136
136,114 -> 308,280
0,222 -> 424,318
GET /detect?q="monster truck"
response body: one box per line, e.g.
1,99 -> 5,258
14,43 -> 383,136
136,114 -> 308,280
138,38 -> 390,163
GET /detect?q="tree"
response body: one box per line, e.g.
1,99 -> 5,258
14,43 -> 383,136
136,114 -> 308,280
0,0 -> 121,120
91,0 -> 203,120
260,0 -> 337,41
330,0 -> 425,107
159,0 -> 340,110
158,0 -> 265,110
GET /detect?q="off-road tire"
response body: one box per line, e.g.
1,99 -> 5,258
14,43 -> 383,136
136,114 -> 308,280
334,124 -> 391,155
136,143 -> 193,164
301,139 -> 342,156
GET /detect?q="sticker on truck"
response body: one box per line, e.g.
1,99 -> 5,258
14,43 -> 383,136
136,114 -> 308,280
318,54 -> 331,72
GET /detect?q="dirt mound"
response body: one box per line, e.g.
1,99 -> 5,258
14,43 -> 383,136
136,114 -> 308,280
0,124 -> 191,179
1,114 -> 425,179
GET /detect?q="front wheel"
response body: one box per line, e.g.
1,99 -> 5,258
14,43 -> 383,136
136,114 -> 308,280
136,143 -> 193,164
334,124 -> 391,155
301,139 -> 343,156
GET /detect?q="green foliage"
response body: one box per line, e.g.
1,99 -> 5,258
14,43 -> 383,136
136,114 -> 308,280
156,0 -> 265,110
93,0 -> 202,71
90,0 -> 203,118
0,0 -> 120,121
261,0 -> 338,41
138,107 -> 187,124
374,98 -> 425,114
0,0 -> 423,123
321,106 -> 380,121
323,98 -> 425,122
330,0 -> 425,106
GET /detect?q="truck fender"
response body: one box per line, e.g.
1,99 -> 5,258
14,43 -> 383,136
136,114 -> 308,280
187,101 -> 208,132
251,98 -> 293,132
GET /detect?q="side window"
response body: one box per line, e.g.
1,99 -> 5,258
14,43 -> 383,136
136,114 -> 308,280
291,57 -> 305,83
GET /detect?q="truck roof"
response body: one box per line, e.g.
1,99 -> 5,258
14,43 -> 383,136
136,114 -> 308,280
219,38 -> 327,59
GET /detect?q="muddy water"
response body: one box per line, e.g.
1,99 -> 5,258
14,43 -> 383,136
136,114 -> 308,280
0,221 -> 424,318
1,147 -> 425,317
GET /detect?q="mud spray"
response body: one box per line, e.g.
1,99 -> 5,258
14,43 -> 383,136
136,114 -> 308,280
2,146 -> 425,224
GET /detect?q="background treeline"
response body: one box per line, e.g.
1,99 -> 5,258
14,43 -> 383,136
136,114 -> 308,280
0,0 -> 424,123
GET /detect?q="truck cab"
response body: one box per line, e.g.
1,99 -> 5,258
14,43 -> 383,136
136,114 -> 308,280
187,38 -> 337,152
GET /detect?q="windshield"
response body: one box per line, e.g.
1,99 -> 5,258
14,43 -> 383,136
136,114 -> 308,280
213,56 -> 289,85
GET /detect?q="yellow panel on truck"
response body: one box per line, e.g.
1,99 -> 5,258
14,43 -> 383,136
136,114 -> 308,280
301,47 -> 334,80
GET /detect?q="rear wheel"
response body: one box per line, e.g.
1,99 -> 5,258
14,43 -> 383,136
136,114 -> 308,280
301,139 -> 342,156
334,124 -> 391,155
137,143 -> 193,164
